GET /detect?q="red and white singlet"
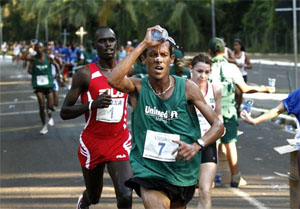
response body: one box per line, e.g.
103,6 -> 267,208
78,62 -> 131,169
196,82 -> 216,136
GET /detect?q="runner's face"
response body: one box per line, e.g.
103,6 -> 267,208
35,44 -> 44,56
95,28 -> 117,60
144,42 -> 174,80
233,42 -> 241,51
191,62 -> 211,85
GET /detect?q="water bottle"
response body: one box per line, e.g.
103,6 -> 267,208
285,125 -> 293,131
215,174 -> 222,187
151,28 -> 168,41
9,104 -> 15,109
243,100 -> 254,113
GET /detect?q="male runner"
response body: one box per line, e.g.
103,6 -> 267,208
27,42 -> 56,134
60,26 -> 132,209
208,37 -> 274,187
108,25 -> 224,209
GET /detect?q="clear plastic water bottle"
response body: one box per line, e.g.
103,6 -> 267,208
243,100 -> 254,113
285,125 -> 293,131
151,29 -> 168,41
9,104 -> 15,109
215,174 -> 222,187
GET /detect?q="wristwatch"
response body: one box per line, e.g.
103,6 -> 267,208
196,139 -> 205,150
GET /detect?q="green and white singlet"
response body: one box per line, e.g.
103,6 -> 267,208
130,75 -> 201,186
31,54 -> 54,89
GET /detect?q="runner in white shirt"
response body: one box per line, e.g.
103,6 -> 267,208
190,53 -> 223,209
233,38 -> 252,115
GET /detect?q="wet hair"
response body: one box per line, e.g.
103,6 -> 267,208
191,53 -> 211,67
234,38 -> 245,51
144,39 -> 175,57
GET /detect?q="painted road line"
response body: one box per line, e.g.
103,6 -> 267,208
0,90 -> 33,95
0,81 -> 31,85
0,110 -> 41,116
229,188 -> 270,209
0,121 -> 131,133
0,100 -> 36,105
0,122 -> 85,133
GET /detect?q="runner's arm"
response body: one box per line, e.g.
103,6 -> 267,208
244,53 -> 252,69
107,42 -> 147,93
27,61 -> 33,74
214,85 -> 223,123
108,25 -> 163,93
187,80 -> 224,147
60,67 -> 91,120
241,102 -> 286,125
173,80 -> 224,161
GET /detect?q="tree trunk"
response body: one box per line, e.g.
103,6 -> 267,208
35,10 -> 41,40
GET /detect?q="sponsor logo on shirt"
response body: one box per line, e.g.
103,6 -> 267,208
36,65 -> 48,70
99,88 -> 124,98
116,154 -> 126,159
145,105 -> 178,124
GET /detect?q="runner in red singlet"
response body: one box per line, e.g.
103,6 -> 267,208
60,26 -> 132,209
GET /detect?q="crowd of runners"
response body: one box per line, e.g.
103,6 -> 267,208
2,25 -> 299,209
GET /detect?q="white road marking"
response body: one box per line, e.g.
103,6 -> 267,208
229,188 -> 270,209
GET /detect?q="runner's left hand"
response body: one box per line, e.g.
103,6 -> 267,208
172,140 -> 201,161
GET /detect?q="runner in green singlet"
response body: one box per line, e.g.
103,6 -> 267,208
208,37 -> 275,187
108,25 -> 224,209
80,41 -> 97,65
169,49 -> 191,79
27,42 -> 58,135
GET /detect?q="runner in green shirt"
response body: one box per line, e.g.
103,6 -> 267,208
108,25 -> 224,209
208,37 -> 275,187
27,42 -> 58,135
169,49 -> 191,79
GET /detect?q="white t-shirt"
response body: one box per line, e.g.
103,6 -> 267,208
210,59 -> 244,88
234,51 -> 247,76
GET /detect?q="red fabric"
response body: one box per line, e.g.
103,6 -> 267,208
78,62 -> 131,169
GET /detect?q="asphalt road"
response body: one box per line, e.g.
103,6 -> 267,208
248,63 -> 299,91
0,58 -> 296,209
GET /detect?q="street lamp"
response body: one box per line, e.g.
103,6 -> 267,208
275,0 -> 299,90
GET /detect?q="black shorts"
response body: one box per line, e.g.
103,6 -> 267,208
34,88 -> 53,95
125,177 -> 195,206
201,142 -> 217,164
243,75 -> 247,83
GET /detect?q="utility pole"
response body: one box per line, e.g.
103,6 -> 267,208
45,18 -> 48,42
275,0 -> 300,90
61,28 -> 70,46
211,0 -> 216,38
0,3 -> 3,46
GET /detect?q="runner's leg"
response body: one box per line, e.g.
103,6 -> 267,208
80,163 -> 106,207
198,163 -> 217,209
223,142 -> 238,175
36,92 -> 46,125
141,187 -> 171,209
107,160 -> 133,209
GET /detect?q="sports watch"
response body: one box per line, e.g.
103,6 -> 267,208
196,139 -> 205,150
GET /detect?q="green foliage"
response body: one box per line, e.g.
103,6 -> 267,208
1,0 -> 297,53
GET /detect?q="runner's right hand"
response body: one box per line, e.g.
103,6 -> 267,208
142,25 -> 165,47
92,90 -> 112,109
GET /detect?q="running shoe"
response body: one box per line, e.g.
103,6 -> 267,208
48,118 -> 54,126
231,172 -> 247,188
76,194 -> 89,209
40,125 -> 48,135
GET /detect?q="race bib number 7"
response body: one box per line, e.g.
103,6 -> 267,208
143,130 -> 179,162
